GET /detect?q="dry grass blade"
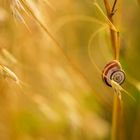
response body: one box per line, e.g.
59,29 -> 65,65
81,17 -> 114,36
18,0 -> 59,46
53,15 -> 111,32
11,0 -> 31,31
88,26 -> 108,72
93,2 -> 118,32
1,49 -> 18,65
0,64 -> 19,83
43,0 -> 56,11
111,80 -> 135,101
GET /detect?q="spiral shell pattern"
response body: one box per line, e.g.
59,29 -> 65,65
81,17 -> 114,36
102,60 -> 125,87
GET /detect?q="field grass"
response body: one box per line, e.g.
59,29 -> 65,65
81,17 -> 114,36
0,0 -> 140,140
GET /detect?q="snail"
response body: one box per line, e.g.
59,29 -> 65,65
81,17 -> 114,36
102,60 -> 125,87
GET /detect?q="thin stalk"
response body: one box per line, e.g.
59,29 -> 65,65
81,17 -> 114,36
103,0 -> 120,60
111,0 -> 118,13
111,91 -> 121,140
103,0 -> 122,140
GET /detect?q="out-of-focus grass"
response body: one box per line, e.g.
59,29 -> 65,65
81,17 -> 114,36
0,0 -> 140,140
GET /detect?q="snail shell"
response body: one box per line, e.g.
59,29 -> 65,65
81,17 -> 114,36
102,60 -> 125,87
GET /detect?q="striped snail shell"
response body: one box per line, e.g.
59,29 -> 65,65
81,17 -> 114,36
102,60 -> 125,87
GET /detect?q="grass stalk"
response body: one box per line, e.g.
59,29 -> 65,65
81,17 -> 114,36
111,91 -> 121,140
103,0 -> 120,60
103,0 -> 122,139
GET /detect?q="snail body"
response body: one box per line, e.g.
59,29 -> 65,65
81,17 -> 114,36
102,60 -> 125,87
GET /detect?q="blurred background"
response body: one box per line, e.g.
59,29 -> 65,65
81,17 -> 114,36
0,0 -> 140,140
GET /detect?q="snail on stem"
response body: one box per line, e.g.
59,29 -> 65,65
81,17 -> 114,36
102,60 -> 125,87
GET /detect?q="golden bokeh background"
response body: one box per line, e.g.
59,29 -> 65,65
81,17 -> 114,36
0,0 -> 140,140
